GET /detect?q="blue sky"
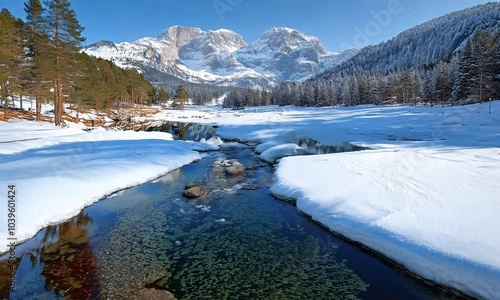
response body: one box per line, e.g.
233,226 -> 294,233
1,0 -> 494,52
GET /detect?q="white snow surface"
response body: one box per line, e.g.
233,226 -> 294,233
260,143 -> 302,163
271,148 -> 500,299
143,102 -> 500,299
0,120 -> 217,254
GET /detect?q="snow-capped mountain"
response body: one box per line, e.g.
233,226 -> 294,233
237,27 -> 329,81
83,26 -> 357,89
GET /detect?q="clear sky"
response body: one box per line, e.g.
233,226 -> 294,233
1,0 -> 494,52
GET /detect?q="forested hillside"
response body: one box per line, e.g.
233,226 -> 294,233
0,1 -> 155,125
331,2 -> 500,74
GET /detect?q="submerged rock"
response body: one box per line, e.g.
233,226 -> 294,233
42,244 -> 59,255
225,162 -> 245,175
214,159 -> 246,176
182,186 -> 206,198
185,182 -> 202,189
243,181 -> 259,190
137,288 -> 176,300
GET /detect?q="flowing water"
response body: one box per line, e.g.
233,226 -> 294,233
0,125 -> 466,300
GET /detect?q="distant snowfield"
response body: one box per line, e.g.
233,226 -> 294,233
1,102 -> 499,299
145,102 -> 500,299
0,121 -> 217,255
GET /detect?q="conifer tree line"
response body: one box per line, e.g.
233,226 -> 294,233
269,29 -> 500,107
158,78 -> 271,107
0,1 -> 155,125
222,88 -> 272,108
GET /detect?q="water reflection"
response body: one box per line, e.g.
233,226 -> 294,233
0,258 -> 21,299
0,212 -> 98,300
147,122 -> 216,141
296,137 -> 369,155
39,213 -> 98,299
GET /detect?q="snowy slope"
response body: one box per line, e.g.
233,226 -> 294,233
83,26 -> 357,89
0,121 -> 217,254
142,101 -> 500,299
271,148 -> 500,299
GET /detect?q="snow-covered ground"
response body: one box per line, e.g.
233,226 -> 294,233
8,95 -> 119,124
0,120 -> 217,254
143,102 -> 500,299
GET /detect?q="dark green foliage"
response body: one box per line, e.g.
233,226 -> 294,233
24,0 -> 49,119
44,0 -> 86,125
452,29 -> 497,102
0,9 -> 23,113
0,5 -> 154,120
172,85 -> 189,109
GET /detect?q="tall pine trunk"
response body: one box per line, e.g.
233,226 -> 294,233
36,90 -> 41,120
53,6 -> 64,126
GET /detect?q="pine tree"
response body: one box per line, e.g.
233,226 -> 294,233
44,0 -> 85,126
0,9 -> 23,116
303,81 -> 315,107
400,69 -> 413,103
325,80 -> 337,107
348,77 -> 360,106
422,71 -> 436,104
493,31 -> 500,98
173,85 -> 189,109
469,29 -> 495,102
24,0 -> 48,120
411,71 -> 422,103
434,62 -> 453,104
453,39 -> 474,101
158,87 -> 170,106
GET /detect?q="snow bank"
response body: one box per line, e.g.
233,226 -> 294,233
270,148 -> 500,299
255,141 -> 279,154
200,136 -> 224,146
0,121 -> 216,253
260,143 -> 302,163
0,122 -> 177,155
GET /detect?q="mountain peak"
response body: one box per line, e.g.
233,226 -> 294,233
266,27 -> 297,33
157,25 -> 203,42
202,29 -> 247,49
255,27 -> 327,55
261,27 -> 305,38
210,28 -> 239,35
86,40 -> 117,50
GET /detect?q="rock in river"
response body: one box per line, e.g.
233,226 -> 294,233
182,184 -> 206,199
225,162 -> 245,176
